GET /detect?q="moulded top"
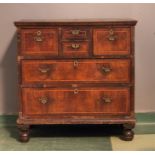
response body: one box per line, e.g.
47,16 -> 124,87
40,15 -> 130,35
14,18 -> 137,27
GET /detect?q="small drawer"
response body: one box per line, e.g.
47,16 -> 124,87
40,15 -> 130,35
62,41 -> 89,57
93,28 -> 131,55
21,59 -> 130,84
62,28 -> 90,40
20,28 -> 58,56
22,87 -> 130,115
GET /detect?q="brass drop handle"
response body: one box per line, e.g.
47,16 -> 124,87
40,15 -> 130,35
34,30 -> 43,42
102,97 -> 112,104
34,36 -> 43,42
108,35 -> 117,41
101,66 -> 112,74
38,67 -> 51,73
71,44 -> 80,49
108,29 -> 117,41
39,97 -> 48,104
71,30 -> 80,35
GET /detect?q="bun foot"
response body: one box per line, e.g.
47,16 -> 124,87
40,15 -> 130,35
17,124 -> 30,142
122,129 -> 134,141
121,123 -> 135,141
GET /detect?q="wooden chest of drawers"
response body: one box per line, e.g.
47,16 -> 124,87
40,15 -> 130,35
15,19 -> 137,142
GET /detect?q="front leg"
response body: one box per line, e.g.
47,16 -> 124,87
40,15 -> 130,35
121,123 -> 135,141
17,124 -> 30,142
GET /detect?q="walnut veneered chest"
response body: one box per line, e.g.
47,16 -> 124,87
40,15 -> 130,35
15,19 -> 137,142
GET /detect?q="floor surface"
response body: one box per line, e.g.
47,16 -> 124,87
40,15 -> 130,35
0,113 -> 155,151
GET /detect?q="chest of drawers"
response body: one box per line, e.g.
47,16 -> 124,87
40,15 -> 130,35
15,19 -> 137,142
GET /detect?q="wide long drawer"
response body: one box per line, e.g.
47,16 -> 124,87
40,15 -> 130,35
22,87 -> 130,116
21,59 -> 130,84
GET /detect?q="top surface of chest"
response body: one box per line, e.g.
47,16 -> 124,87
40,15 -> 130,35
14,19 -> 137,26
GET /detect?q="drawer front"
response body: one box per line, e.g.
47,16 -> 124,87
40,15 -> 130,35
22,59 -> 130,84
62,41 -> 89,56
22,87 -> 130,115
62,28 -> 89,40
93,28 -> 130,55
20,28 -> 58,55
